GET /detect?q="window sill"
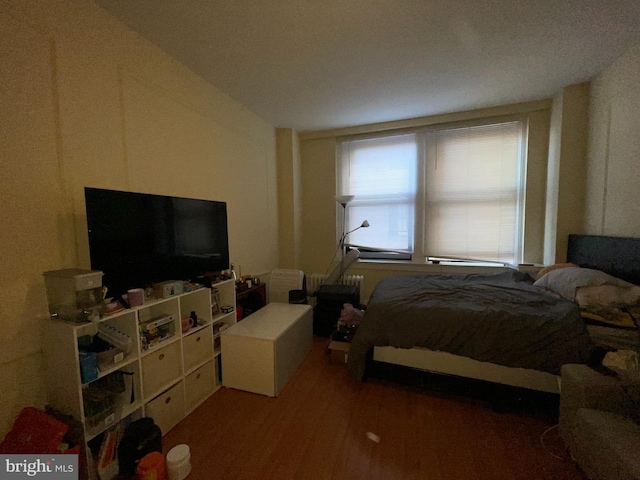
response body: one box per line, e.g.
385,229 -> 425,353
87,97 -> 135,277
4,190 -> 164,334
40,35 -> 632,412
352,259 -> 512,275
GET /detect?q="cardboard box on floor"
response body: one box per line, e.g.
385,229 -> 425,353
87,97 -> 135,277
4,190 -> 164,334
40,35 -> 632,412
328,341 -> 350,364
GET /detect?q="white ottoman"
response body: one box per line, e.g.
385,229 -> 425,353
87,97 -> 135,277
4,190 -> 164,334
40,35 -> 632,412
221,303 -> 312,397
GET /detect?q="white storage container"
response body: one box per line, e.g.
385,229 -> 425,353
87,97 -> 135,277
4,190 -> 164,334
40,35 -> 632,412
221,303 -> 312,397
145,381 -> 185,436
185,361 -> 214,412
166,444 -> 191,480
43,268 -> 104,322
142,341 -> 182,398
183,326 -> 213,373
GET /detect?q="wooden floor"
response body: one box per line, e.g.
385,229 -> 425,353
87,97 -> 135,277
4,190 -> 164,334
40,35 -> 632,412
164,337 -> 587,480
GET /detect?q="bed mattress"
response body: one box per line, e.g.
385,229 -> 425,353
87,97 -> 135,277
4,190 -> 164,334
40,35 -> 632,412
347,271 -> 596,381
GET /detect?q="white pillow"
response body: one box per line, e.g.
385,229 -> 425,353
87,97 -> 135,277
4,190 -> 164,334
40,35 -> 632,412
575,284 -> 640,308
533,267 -> 633,301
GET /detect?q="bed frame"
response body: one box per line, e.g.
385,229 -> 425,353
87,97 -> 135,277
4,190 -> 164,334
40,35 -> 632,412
566,234 -> 640,285
368,234 -> 640,396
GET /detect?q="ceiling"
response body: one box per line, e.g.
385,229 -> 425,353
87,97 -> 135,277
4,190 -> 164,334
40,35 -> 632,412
95,0 -> 640,132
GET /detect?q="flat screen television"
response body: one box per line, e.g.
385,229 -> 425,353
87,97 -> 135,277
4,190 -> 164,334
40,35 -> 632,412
84,187 -> 230,297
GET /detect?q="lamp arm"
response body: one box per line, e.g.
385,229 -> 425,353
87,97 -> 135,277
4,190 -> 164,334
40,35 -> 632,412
339,226 -> 361,258
343,226 -> 362,237
342,220 -> 370,241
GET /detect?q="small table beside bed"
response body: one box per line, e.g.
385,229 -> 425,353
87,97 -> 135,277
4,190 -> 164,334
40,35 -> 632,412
347,234 -> 640,397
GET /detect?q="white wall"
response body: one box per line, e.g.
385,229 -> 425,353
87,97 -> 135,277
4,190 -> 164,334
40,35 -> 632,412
585,40 -> 640,236
544,83 -> 590,264
276,129 -> 303,269
544,94 -> 563,264
0,0 -> 277,436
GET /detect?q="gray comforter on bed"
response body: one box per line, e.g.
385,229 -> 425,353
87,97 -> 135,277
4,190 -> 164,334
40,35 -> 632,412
347,271 -> 596,380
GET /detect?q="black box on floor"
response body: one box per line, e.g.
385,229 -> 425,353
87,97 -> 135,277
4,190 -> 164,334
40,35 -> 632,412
313,284 -> 359,337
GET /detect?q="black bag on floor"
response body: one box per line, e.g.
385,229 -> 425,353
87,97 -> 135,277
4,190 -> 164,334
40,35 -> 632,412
117,417 -> 162,476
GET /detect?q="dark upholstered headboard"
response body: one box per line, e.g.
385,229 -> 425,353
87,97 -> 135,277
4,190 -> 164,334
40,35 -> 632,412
567,234 -> 640,285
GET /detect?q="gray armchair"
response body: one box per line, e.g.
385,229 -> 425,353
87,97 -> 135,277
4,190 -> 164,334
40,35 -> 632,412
559,364 -> 640,480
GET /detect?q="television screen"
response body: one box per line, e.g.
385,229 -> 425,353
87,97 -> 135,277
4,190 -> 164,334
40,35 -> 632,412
84,187 -> 230,297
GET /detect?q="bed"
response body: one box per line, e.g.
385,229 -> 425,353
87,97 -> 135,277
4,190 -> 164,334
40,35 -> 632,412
347,234 -> 640,394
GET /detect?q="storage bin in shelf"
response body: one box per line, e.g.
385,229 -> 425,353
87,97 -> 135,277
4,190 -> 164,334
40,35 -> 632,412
185,360 -> 215,413
139,332 -> 180,358
183,324 -> 213,374
83,364 -> 141,440
84,397 -> 119,439
145,381 -> 185,436
141,340 -> 182,401
96,352 -> 138,380
77,317 -> 138,384
98,323 -> 132,353
94,309 -> 137,339
85,403 -> 143,442
79,347 -> 138,384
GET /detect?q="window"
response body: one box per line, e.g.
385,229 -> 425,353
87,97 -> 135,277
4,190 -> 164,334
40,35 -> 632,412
338,134 -> 417,257
338,119 -> 526,264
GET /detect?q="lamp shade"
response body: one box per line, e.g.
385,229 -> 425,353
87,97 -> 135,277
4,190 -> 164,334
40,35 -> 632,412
344,220 -> 370,238
335,195 -> 354,207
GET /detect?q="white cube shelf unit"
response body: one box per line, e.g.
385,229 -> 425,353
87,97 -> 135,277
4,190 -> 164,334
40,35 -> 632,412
41,278 -> 236,478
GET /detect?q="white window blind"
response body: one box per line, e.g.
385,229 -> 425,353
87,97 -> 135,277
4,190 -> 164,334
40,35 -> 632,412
425,121 -> 524,263
339,134 -> 417,253
337,119 -> 525,264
